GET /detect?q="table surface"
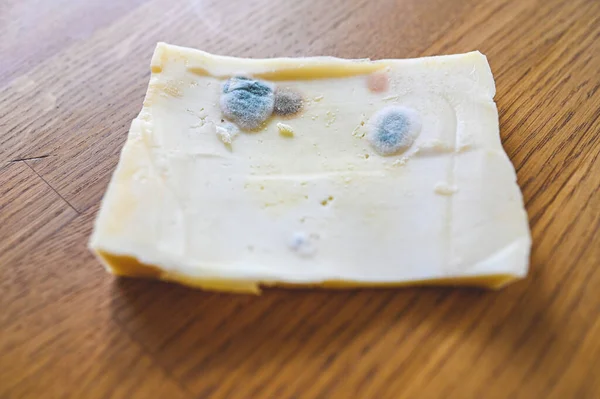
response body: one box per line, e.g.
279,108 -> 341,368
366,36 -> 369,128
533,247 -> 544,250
1,0 -> 599,398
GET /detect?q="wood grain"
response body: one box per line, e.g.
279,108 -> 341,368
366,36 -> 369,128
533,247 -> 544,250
1,0 -> 599,398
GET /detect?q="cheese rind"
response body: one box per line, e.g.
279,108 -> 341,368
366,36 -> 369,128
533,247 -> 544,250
89,43 -> 531,292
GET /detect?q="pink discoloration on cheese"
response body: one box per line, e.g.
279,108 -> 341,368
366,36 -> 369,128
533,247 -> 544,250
367,72 -> 389,93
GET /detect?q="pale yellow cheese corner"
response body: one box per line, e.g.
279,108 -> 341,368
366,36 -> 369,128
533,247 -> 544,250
89,42 -> 531,293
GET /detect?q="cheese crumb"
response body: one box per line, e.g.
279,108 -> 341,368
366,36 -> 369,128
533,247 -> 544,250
277,122 -> 295,137
216,122 -> 239,145
392,156 -> 410,167
434,182 -> 458,195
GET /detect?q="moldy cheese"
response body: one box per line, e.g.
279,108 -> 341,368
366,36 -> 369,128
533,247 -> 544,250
89,43 -> 531,293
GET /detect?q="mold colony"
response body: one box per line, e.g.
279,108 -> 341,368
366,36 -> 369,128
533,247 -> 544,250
367,106 -> 422,156
220,77 -> 304,132
219,76 -> 275,130
273,88 -> 304,116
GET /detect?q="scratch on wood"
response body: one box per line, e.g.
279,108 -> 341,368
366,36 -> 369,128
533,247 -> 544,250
23,160 -> 81,214
8,155 -> 52,163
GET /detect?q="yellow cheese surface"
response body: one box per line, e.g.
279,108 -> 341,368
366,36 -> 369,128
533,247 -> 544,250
89,43 -> 531,293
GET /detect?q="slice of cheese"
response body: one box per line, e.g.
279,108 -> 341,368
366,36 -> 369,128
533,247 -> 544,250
89,42 -> 531,293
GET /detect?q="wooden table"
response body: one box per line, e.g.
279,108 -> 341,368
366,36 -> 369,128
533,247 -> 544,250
1,0 -> 599,397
